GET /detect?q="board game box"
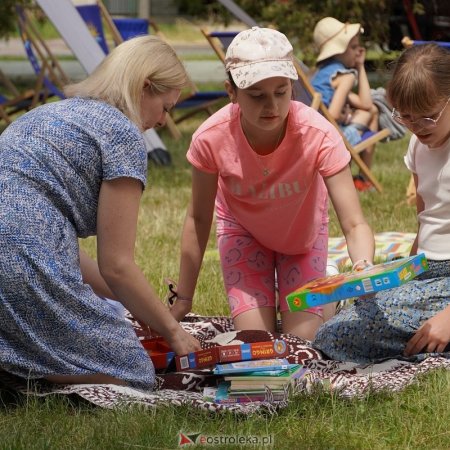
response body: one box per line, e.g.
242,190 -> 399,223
175,339 -> 288,371
286,253 -> 428,312
140,337 -> 175,370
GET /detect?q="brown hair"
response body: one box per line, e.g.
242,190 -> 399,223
386,44 -> 450,114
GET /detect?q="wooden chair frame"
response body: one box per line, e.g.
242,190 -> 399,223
0,69 -> 40,125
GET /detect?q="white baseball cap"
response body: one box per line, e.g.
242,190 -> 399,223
225,27 -> 298,89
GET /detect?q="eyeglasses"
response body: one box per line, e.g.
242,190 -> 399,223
391,96 -> 450,129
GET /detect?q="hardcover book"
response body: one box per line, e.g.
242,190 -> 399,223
204,382 -> 288,404
213,358 -> 291,375
225,365 -> 308,391
175,339 -> 288,371
286,253 -> 428,312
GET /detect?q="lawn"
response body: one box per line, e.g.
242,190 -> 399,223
1,12 -> 449,447
1,105 -> 449,449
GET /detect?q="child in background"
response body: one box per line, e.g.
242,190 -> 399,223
311,17 -> 379,192
169,27 -> 374,341
313,43 -> 450,362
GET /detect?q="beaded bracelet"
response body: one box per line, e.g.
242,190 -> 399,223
351,259 -> 374,272
167,281 -> 193,306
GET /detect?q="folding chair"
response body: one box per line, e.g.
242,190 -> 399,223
0,69 -> 40,125
200,29 -> 239,64
135,19 -> 229,126
202,28 -> 389,192
77,1 -> 227,137
71,1 -> 181,140
16,5 -> 69,105
294,63 -> 390,192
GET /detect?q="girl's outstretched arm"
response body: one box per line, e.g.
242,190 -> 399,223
324,165 -> 375,264
171,167 -> 218,321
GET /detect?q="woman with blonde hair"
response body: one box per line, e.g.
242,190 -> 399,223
0,35 -> 200,389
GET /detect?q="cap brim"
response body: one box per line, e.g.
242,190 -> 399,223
229,59 -> 298,89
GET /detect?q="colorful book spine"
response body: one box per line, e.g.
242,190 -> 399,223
175,339 -> 288,371
213,358 -> 290,375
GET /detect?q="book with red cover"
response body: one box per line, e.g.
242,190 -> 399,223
175,339 -> 288,371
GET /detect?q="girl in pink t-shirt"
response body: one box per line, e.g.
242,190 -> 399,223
171,27 -> 374,340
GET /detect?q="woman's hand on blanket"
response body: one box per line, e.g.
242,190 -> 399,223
167,327 -> 201,355
404,307 -> 450,356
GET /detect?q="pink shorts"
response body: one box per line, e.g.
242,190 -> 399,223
217,212 -> 328,319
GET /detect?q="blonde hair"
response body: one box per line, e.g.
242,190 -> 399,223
64,35 -> 189,130
387,44 -> 450,114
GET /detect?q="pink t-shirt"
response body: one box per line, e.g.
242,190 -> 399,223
187,101 -> 350,255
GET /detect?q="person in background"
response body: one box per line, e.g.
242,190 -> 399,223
311,17 -> 379,192
313,43 -> 450,362
0,35 -> 201,389
170,27 -> 374,341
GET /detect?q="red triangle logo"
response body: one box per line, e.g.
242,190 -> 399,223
178,433 -> 193,446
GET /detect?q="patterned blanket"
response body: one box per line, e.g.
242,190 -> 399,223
328,231 -> 416,267
1,315 -> 449,414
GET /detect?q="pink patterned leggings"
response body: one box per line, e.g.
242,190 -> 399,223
217,220 -> 328,319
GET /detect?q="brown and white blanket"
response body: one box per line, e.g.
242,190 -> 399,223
1,315 -> 449,414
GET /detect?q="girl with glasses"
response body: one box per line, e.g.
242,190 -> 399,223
313,43 -> 450,362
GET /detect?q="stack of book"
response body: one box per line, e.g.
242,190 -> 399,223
203,358 -> 308,404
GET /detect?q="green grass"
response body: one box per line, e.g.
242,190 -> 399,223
2,94 -> 450,449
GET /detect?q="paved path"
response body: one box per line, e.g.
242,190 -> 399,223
0,38 -> 227,84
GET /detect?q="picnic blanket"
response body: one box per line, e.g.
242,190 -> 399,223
1,315 -> 449,414
328,231 -> 415,267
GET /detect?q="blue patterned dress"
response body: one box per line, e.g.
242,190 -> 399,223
313,260 -> 450,363
0,98 -> 155,389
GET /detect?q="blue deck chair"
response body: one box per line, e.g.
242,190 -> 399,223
123,19 -> 229,125
112,17 -> 149,40
16,5 -> 69,105
73,1 -> 181,141
75,4 -> 110,54
80,1 -> 228,127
